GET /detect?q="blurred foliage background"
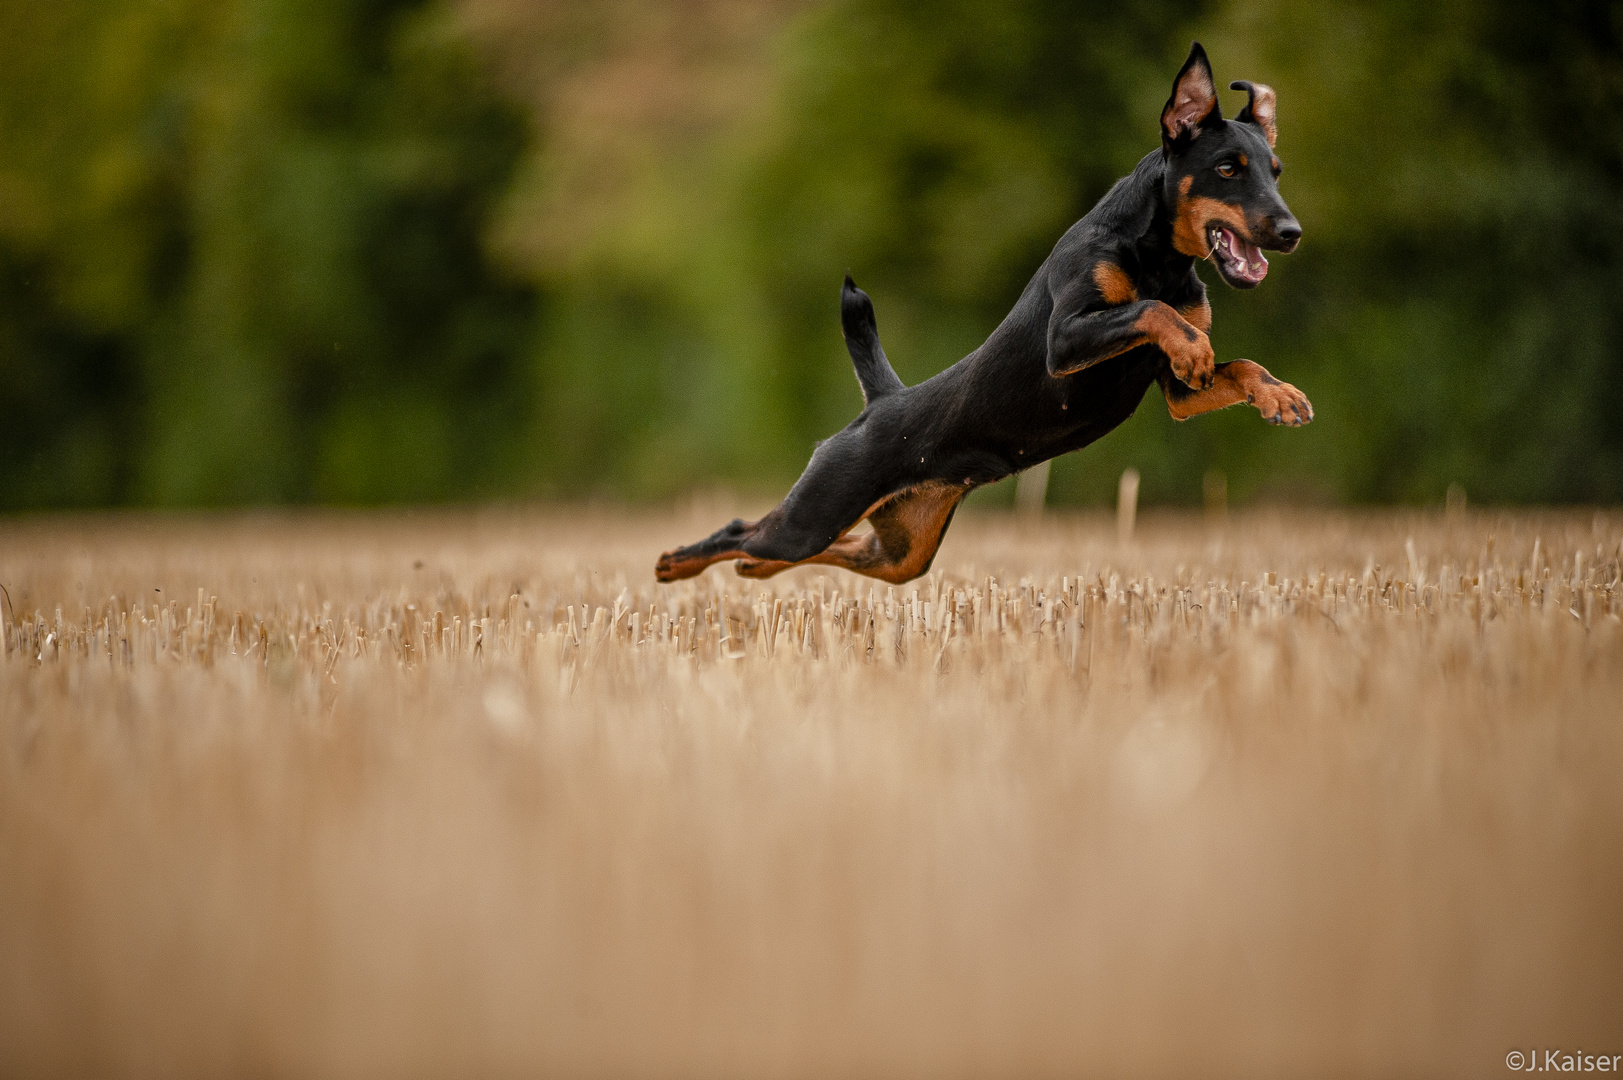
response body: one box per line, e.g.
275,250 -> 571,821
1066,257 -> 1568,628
2,0 -> 1620,511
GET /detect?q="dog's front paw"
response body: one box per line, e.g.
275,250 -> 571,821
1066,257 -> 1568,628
1166,328 -> 1216,390
1247,375 -> 1313,426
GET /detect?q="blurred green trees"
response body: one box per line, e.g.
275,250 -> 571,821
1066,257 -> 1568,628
2,0 -> 1619,509
0,0 -> 535,507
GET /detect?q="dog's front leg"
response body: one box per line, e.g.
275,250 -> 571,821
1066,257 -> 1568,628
1047,299 -> 1214,388
1160,360 -> 1313,425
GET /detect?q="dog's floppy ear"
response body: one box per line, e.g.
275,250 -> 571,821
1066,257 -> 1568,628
1161,42 -> 1221,144
1231,80 -> 1278,147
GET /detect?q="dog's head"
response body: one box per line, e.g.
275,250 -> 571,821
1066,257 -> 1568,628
1159,43 -> 1299,289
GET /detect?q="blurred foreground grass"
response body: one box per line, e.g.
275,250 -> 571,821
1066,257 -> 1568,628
2,507 -> 1621,1078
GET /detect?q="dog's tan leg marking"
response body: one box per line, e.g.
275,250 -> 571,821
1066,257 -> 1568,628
656,542 -> 752,582
1137,303 -> 1215,390
1161,360 -> 1313,425
735,482 -> 966,584
675,486 -> 903,582
1092,262 -> 1139,305
1178,298 -> 1212,333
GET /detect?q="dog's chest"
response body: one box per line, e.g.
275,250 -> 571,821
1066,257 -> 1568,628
1132,264 -> 1202,307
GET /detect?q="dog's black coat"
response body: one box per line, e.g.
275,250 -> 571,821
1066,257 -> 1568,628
658,43 -> 1308,584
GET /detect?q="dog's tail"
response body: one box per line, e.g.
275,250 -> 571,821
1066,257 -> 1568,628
841,275 -> 905,404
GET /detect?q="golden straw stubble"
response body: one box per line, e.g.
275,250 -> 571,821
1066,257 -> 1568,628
1,508 -> 1620,1078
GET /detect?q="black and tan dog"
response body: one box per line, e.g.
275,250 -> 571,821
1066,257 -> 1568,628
657,43 -> 1309,585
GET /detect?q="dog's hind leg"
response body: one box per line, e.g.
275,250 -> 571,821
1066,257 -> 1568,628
654,517 -> 758,582
655,428 -> 894,582
734,481 -> 966,585
656,275 -> 914,584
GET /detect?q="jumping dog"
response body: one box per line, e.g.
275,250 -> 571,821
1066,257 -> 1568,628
657,43 -> 1309,585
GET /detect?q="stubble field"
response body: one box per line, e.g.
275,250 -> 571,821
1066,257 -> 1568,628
2,506 -> 1621,1079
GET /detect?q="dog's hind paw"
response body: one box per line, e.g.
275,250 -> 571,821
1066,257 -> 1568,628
735,557 -> 792,579
656,550 -> 705,582
1248,377 -> 1314,426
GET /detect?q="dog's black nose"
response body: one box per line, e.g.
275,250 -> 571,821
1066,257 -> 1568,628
1274,218 -> 1302,246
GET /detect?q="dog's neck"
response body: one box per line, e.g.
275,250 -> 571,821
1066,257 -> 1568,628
1104,150 -> 1198,293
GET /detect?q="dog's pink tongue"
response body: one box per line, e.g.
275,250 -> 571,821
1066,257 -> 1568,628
1237,235 -> 1268,282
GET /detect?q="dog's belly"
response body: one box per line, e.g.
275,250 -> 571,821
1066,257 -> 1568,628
1045,348 -> 1164,456
968,346 -> 1163,471
869,344 -> 1163,486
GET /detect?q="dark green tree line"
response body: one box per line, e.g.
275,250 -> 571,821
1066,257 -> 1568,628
2,0 -> 1618,509
0,0 -> 536,508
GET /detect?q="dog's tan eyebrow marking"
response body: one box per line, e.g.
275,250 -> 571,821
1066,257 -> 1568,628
1237,153 -> 1248,167
1093,262 -> 1139,305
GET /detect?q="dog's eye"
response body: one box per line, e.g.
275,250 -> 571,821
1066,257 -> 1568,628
1216,161 -> 1237,178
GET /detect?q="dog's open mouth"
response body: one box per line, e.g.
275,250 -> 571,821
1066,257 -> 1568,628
1208,225 -> 1268,287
